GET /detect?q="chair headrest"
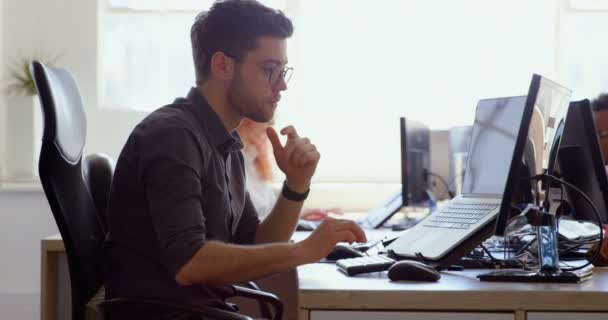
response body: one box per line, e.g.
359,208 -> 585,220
31,60 -> 87,163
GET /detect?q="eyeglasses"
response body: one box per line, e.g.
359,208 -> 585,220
269,65 -> 293,87
225,53 -> 293,87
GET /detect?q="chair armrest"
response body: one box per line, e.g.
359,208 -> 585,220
234,285 -> 283,320
101,297 -> 252,320
241,281 -> 272,319
243,281 -> 262,291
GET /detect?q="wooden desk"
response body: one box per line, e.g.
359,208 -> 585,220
42,232 -> 608,320
41,234 -> 64,320
297,263 -> 608,320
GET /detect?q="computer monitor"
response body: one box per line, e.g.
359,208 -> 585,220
401,117 -> 432,206
494,74 -> 572,236
387,96 -> 529,268
553,99 -> 608,224
448,126 -> 473,196
362,118 -> 432,229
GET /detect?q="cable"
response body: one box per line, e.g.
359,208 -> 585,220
479,244 -> 501,265
524,174 -> 604,272
514,236 -> 537,258
504,205 -> 524,260
559,237 -> 600,245
426,170 -> 455,199
559,243 -> 586,260
479,244 -> 528,269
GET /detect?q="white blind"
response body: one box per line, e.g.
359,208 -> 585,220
99,0 -> 608,183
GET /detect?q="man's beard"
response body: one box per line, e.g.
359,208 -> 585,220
227,77 -> 272,123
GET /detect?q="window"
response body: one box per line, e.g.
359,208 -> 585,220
99,0 -> 608,183
99,0 -> 289,111
560,0 -> 608,100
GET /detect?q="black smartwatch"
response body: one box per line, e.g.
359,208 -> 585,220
281,180 -> 310,202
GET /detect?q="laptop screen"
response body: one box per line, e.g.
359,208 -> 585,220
462,96 -> 528,195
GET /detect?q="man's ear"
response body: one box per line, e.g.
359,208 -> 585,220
209,52 -> 235,81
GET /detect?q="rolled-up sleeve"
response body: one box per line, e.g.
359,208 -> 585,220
139,126 -> 206,277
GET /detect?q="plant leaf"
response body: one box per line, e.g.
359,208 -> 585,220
5,54 -> 63,96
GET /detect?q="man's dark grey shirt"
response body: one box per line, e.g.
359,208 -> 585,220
104,87 -> 260,311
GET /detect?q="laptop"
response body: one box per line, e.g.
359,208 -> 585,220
296,191 -> 402,231
386,96 -> 529,264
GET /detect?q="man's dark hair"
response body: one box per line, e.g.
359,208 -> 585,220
592,93 -> 608,111
191,0 -> 293,85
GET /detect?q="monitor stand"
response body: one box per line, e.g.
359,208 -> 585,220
477,268 -> 593,283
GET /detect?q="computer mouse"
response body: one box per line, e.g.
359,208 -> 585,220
387,260 -> 441,282
296,220 -> 316,231
325,244 -> 365,261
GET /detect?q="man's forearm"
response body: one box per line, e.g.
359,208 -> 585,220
176,240 -> 310,286
254,195 -> 304,243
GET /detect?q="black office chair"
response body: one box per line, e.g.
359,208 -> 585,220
31,60 -> 283,320
81,154 -> 277,318
82,153 -> 114,233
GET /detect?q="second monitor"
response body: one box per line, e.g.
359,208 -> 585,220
554,99 -> 608,225
361,117 -> 433,229
402,117 -> 433,207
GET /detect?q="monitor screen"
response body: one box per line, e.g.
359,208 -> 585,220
402,118 -> 431,206
363,118 -> 431,228
524,76 -> 572,179
555,100 -> 608,224
494,74 -> 573,236
462,96 -> 528,195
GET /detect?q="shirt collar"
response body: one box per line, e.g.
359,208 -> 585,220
184,87 -> 243,153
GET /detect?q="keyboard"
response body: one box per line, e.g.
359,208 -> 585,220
422,200 -> 498,230
336,255 -> 396,276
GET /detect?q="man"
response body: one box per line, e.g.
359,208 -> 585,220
104,0 -> 366,318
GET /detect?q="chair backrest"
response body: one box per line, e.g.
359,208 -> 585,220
83,153 -> 115,233
31,60 -> 105,320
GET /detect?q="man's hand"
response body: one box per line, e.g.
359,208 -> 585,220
267,126 -> 320,192
295,218 -> 367,263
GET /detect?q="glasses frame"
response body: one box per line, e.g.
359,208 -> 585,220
224,52 -> 293,87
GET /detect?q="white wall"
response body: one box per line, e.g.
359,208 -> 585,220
0,1 -> 98,319
1,0 -> 59,295
0,191 -> 56,293
0,0 -> 143,295
0,1 -> 150,318
0,0 -> 5,179
0,189 -> 56,320
0,0 -> 147,172
2,0 -> 39,180
33,0 -> 147,160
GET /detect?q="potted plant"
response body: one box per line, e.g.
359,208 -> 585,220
3,56 -> 59,181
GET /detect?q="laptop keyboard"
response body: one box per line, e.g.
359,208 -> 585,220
422,201 -> 498,230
